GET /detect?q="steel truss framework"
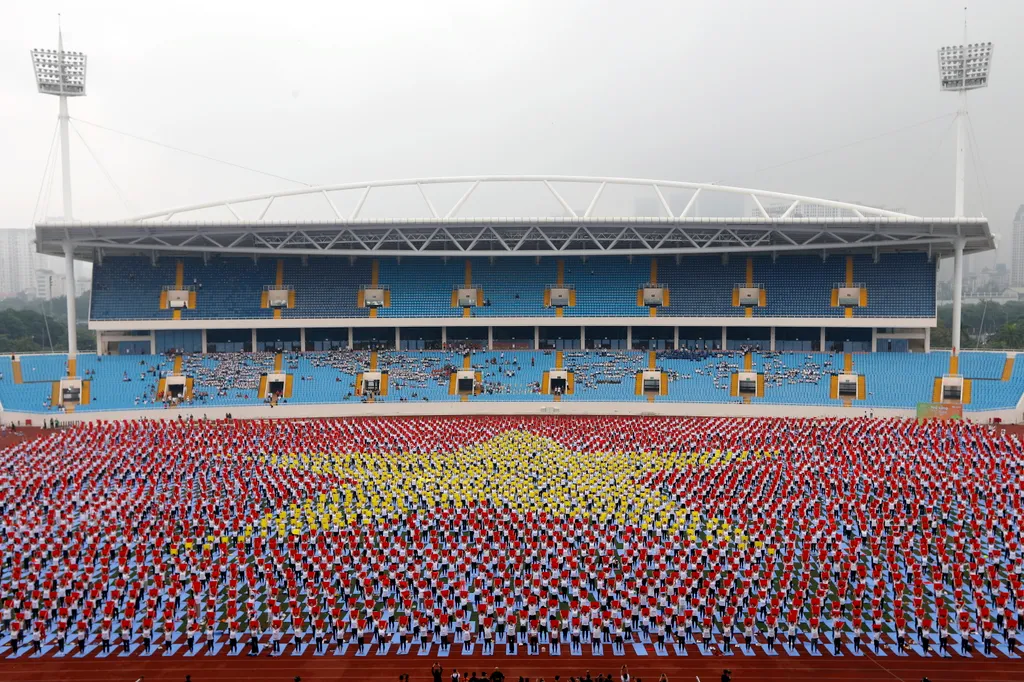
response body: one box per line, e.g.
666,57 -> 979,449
35,176 -> 993,261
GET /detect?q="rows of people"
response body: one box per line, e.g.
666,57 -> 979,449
0,415 -> 1021,660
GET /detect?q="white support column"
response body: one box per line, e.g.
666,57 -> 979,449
721,326 -> 727,350
626,326 -> 633,350
673,326 -> 679,350
580,326 -> 586,350
487,326 -> 493,350
769,326 -> 776,352
348,327 -> 354,350
300,327 -> 306,351
820,327 -> 826,353
94,331 -> 104,356
59,96 -> 73,221
954,91 -> 967,219
924,327 -> 931,353
396,327 -> 401,351
251,328 -> 258,353
63,242 -> 78,360
534,326 -> 540,349
952,238 -> 965,354
441,327 -> 447,347
870,328 -> 878,353
201,328 -> 208,353
150,332 -> 156,356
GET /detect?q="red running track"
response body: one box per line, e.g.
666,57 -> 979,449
0,647 -> 1022,682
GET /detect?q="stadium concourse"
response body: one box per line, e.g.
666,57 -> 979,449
0,414 -> 1022,681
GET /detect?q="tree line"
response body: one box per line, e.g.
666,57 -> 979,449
0,294 -> 95,354
933,301 -> 1024,350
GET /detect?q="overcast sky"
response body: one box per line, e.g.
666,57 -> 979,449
3,0 -> 1022,264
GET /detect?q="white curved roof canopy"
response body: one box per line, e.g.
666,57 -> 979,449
123,175 -> 919,222
36,176 -> 993,261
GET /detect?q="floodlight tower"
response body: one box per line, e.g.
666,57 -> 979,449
937,22 -> 992,355
31,23 -> 87,360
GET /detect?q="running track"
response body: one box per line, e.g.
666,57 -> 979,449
1,648 -> 1022,682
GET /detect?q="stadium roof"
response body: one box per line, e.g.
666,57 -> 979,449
35,176 -> 994,261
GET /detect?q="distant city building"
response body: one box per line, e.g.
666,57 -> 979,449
633,197 -> 661,217
696,192 -> 745,218
0,229 -> 39,297
1012,205 -> 1024,288
34,269 -> 65,300
752,202 -> 905,219
0,228 -> 91,298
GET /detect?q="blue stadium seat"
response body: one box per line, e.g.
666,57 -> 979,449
91,253 -> 937,320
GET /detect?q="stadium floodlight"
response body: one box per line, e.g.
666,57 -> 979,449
30,47 -> 88,96
936,19 -> 993,357
30,23 -> 87,359
937,43 -> 993,92
936,36 -> 992,221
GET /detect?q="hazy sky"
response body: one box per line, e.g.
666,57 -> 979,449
2,0 -> 1022,263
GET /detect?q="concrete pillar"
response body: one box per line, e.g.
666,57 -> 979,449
300,327 -> 306,351
820,327 -> 826,353
150,331 -> 156,356
626,326 -> 633,350
534,326 -> 540,349
924,327 -> 931,353
673,326 -> 679,350
251,328 -> 258,353
721,326 -> 727,350
769,326 -> 776,352
870,327 -> 877,353
348,327 -> 354,350
441,327 -> 447,347
581,326 -> 586,350
488,326 -> 493,350
952,238 -> 965,354
396,327 -> 401,351
201,328 -> 208,353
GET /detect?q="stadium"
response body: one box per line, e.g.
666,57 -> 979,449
1,13 -> 1022,682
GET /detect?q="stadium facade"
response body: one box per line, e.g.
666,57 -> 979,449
1,177 -> 1015,424
36,177 -> 991,355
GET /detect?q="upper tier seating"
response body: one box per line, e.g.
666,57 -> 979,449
91,254 -> 936,320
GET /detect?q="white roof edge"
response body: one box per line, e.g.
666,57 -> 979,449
37,216 -> 989,228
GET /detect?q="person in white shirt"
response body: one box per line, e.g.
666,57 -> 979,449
271,626 -> 283,655
483,624 -> 493,654
439,622 -> 450,651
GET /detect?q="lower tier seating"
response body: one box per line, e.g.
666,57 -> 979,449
2,350 -> 1021,414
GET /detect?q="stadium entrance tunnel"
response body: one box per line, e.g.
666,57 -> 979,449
545,285 -> 576,311
830,373 -> 866,404
933,374 -> 971,405
635,369 -> 668,399
356,370 -> 388,398
52,377 -> 88,410
158,374 -> 193,403
730,370 -> 765,399
259,372 -> 293,401
449,369 -> 481,399
541,368 -> 574,397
